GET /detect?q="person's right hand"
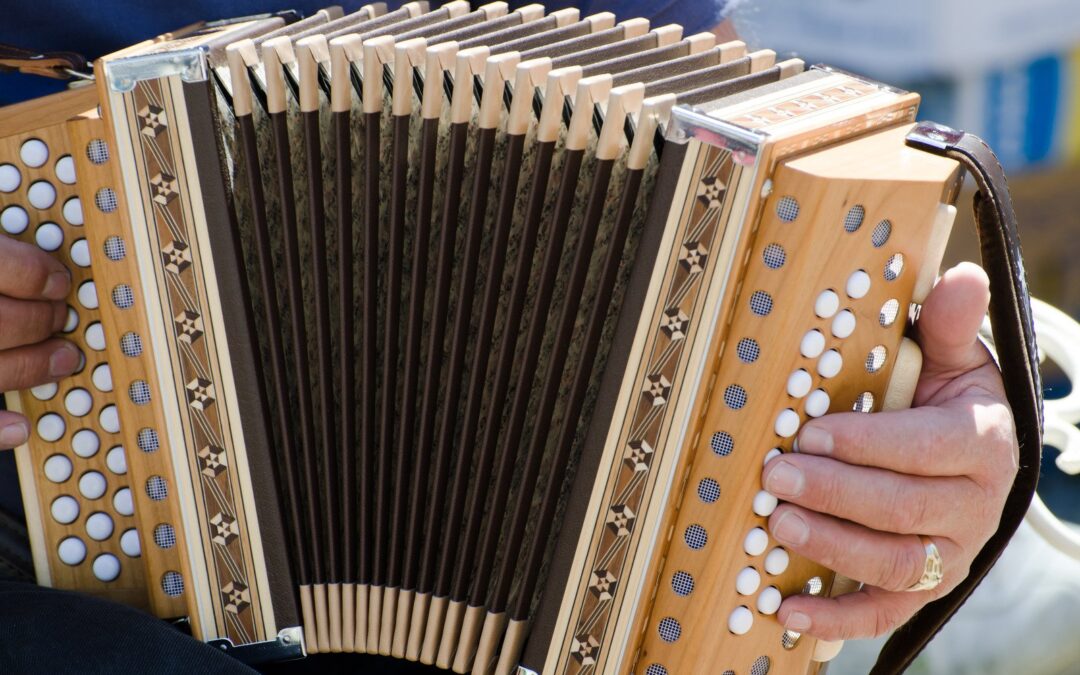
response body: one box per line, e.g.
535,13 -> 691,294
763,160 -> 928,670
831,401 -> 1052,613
0,234 -> 80,448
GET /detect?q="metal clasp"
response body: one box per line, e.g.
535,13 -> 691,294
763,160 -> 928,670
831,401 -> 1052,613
105,48 -> 208,92
207,626 -> 306,665
906,121 -> 966,152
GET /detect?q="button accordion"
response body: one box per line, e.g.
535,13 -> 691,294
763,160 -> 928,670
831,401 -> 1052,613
0,3 -> 1037,674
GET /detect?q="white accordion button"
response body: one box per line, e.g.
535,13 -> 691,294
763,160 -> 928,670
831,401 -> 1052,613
831,310 -> 856,339
37,413 -> 66,443
27,181 -> 56,210
55,155 -> 76,184
744,527 -> 769,556
818,349 -> 843,378
63,197 -> 84,226
50,495 -> 80,524
77,281 -> 99,310
78,471 -> 107,500
31,382 -> 58,401
736,567 -> 762,595
99,405 -> 120,434
765,547 -> 791,575
64,388 -> 92,417
800,329 -> 825,359
43,454 -> 73,483
63,306 -> 78,333
846,269 -> 871,299
728,606 -> 754,635
86,512 -> 114,541
814,290 -> 839,319
35,222 -> 63,252
106,446 -> 127,475
120,529 -> 141,558
92,553 -> 121,582
752,490 -> 779,517
70,238 -> 91,267
20,139 -> 48,167
757,586 -> 783,615
85,322 -> 106,351
763,448 -> 782,466
92,364 -> 113,392
71,429 -> 100,458
57,536 -> 86,566
805,389 -> 830,418
774,409 -> 800,438
1,205 -> 29,234
786,369 -> 812,398
0,163 -> 21,192
113,488 -> 134,516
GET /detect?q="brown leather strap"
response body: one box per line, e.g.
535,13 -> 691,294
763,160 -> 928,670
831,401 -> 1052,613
0,44 -> 88,80
870,123 -> 1045,674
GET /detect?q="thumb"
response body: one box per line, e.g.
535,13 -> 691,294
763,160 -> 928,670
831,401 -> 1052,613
914,262 -> 992,378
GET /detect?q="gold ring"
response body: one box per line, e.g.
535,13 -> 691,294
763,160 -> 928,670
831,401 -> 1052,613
905,535 -> 944,592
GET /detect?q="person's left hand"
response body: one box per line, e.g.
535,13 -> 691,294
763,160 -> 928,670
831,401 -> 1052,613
761,262 -> 1018,644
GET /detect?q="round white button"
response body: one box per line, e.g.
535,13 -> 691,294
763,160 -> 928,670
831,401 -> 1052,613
120,529 -> 141,557
846,269 -> 871,299
27,181 -> 57,210
99,405 -> 120,434
77,281 -> 99,309
752,490 -> 779,517
50,495 -> 80,524
92,364 -> 113,392
86,512 -> 115,541
70,239 -> 91,267
762,448 -> 782,466
34,222 -> 64,252
58,536 -> 86,565
800,330 -> 825,359
1,205 -> 29,234
71,429 -> 100,458
786,369 -> 812,398
78,471 -> 107,500
64,388 -> 93,417
0,163 -> 21,192
814,290 -> 840,318
764,547 -> 790,575
55,155 -> 76,184
20,139 -> 49,167
774,409 -> 799,438
106,446 -> 127,475
818,349 -> 843,378
43,454 -> 73,482
831,310 -> 856,339
92,553 -> 121,582
62,197 -> 84,226
728,606 -> 754,635
113,487 -> 134,516
744,527 -> 769,556
31,382 -> 58,401
757,586 -> 783,615
63,306 -> 78,333
85,322 -> 106,351
37,413 -> 66,442
805,389 -> 830,417
736,567 -> 762,595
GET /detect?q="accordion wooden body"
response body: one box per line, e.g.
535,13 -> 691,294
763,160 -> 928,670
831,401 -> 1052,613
1,4 -> 976,674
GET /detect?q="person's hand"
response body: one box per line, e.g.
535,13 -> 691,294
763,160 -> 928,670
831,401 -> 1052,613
762,262 -> 1018,642
0,235 -> 80,447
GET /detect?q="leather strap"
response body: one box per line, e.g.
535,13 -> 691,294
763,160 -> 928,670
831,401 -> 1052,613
0,44 -> 88,80
869,123 -> 1045,674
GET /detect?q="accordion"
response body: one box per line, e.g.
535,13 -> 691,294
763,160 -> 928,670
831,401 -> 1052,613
0,3 -> 1043,675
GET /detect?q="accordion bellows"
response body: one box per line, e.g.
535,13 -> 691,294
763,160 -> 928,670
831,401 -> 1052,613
1,3 -> 966,674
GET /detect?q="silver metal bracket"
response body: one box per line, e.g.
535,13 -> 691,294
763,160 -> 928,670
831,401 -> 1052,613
906,121 -> 966,152
207,626 -> 306,665
105,48 -> 208,93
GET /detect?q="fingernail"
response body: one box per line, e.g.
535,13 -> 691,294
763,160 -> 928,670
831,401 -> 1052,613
798,425 -> 833,454
49,343 -> 80,378
765,460 -> 804,497
0,421 -> 29,447
786,611 -> 812,632
773,511 -> 810,546
43,270 -> 71,301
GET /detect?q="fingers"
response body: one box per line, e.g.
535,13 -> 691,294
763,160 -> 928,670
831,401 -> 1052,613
767,503 -> 962,592
763,454 -> 979,536
778,585 -> 927,642
0,296 -> 67,350
0,339 -> 80,392
0,235 -> 71,301
0,410 -> 30,449
915,262 -> 992,378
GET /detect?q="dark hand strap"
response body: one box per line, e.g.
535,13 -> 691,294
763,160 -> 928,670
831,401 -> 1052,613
0,44 -> 88,80
869,123 -> 1045,674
